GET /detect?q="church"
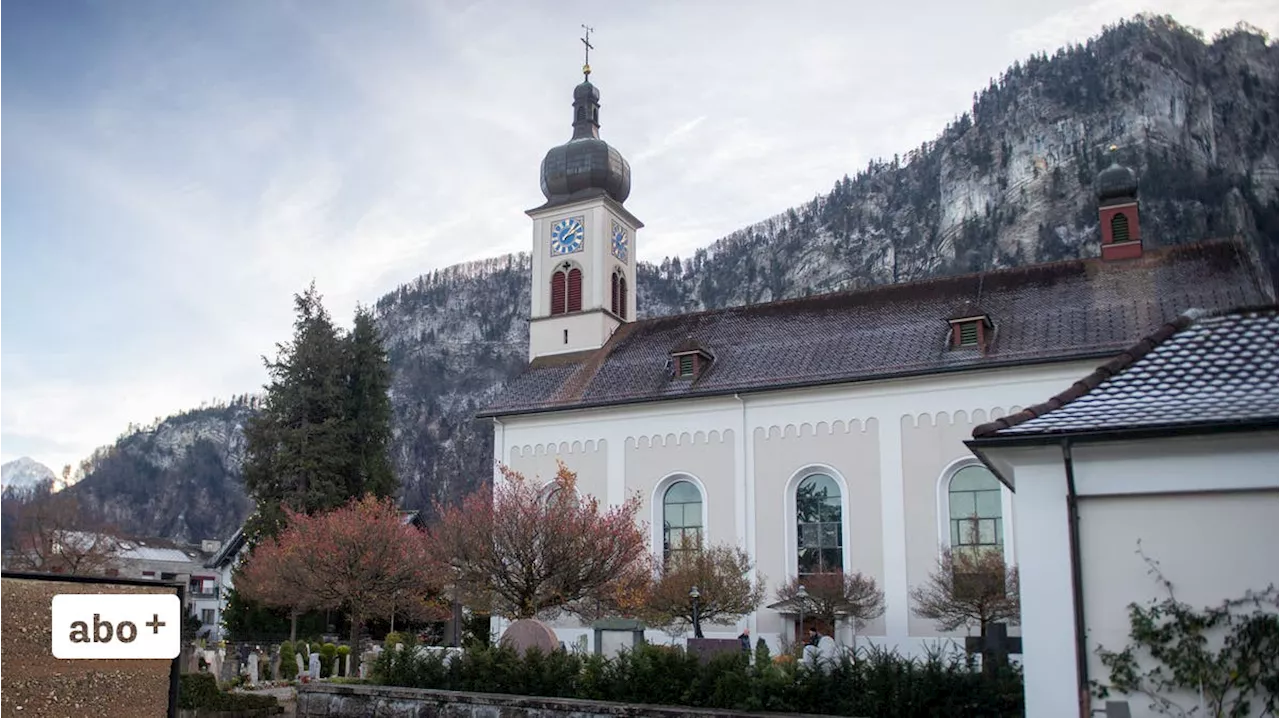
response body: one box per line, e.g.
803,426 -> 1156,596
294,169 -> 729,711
477,56 -> 1274,661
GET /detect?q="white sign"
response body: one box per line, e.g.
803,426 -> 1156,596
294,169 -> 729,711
51,594 -> 180,659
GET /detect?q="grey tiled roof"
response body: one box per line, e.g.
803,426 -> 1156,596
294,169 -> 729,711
974,307 -> 1278,437
480,240 -> 1273,418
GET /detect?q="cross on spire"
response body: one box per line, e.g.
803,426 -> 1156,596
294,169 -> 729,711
581,25 -> 594,79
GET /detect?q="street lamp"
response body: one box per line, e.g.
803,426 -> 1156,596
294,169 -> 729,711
689,586 -> 704,638
796,584 -> 809,646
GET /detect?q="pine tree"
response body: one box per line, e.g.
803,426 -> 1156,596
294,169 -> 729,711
344,305 -> 397,500
242,283 -> 353,542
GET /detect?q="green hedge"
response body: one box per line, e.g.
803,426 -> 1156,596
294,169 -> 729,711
179,674 -> 281,712
371,640 -> 1023,717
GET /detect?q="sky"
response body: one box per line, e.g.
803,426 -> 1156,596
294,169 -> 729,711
3,0 -> 1277,476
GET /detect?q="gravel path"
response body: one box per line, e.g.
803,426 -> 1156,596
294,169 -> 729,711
1,577 -> 174,718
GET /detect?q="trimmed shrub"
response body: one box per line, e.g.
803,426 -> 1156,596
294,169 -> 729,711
279,641 -> 298,680
320,643 -> 338,678
372,642 -> 1023,717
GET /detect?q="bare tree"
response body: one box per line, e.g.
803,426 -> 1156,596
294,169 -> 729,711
774,571 -> 885,633
910,518 -> 1019,635
7,491 -> 119,575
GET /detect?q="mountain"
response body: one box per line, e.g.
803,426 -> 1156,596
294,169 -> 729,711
1,457 -> 58,495
64,16 -> 1279,542
68,399 -> 258,543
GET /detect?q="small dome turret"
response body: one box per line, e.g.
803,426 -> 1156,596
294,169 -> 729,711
1096,147 -> 1139,203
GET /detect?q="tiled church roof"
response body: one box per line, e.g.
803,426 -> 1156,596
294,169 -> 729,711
971,306 -> 1278,438
479,239 -> 1273,418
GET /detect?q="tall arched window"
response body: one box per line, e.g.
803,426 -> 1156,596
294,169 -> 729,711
947,465 -> 1003,560
796,473 -> 842,576
610,270 -> 628,319
662,480 -> 703,562
550,266 -> 583,315
1110,213 -> 1130,243
567,267 -> 582,312
550,269 -> 567,316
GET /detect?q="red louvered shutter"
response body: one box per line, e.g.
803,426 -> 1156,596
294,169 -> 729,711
567,268 -> 583,312
550,270 -> 567,315
611,273 -> 619,315
618,276 -> 628,319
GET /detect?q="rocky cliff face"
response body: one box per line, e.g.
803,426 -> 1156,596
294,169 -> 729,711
68,399 -> 257,543
64,17 -> 1279,540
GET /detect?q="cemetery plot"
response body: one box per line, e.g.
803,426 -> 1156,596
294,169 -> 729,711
1,574 -> 177,718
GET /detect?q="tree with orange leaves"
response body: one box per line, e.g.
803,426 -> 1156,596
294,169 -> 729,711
427,462 -> 650,621
236,494 -> 443,646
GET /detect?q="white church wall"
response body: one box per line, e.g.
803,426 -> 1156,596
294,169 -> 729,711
491,358 -> 1100,655
901,409 -> 1017,639
625,430 -> 736,554
752,419 -> 885,638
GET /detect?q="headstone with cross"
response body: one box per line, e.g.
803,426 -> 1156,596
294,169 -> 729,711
964,622 -> 1021,677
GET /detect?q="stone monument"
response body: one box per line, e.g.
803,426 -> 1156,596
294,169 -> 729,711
499,619 -> 558,655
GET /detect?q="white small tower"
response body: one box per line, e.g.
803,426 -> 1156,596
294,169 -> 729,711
526,33 -> 642,361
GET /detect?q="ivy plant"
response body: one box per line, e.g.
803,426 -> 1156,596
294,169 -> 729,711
1092,542 -> 1278,717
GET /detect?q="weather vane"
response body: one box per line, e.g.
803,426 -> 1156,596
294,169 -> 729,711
581,24 -> 594,79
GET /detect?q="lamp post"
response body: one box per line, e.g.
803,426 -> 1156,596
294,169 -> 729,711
689,586 -> 704,638
796,584 -> 809,646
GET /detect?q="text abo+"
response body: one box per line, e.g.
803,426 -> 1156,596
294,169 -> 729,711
52,594 -> 180,659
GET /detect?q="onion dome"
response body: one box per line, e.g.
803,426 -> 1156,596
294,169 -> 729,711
1096,147 -> 1139,202
539,75 -> 632,205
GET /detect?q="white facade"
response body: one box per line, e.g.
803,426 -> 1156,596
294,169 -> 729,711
527,194 -> 641,360
492,358 -> 1101,653
976,431 -> 1280,718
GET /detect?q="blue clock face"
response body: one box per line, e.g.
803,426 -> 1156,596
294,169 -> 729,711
550,216 -> 585,255
611,221 -> 629,262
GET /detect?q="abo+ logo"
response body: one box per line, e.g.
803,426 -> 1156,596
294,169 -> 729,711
52,594 -> 180,659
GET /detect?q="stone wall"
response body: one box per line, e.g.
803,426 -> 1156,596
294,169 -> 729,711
297,683 -> 849,717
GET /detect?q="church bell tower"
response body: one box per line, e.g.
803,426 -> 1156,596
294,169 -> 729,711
526,28 -> 643,361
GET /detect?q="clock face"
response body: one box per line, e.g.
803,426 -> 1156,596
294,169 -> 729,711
550,216 -> 585,255
611,221 -> 629,262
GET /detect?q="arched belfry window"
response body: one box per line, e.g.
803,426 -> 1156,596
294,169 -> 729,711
1110,213 -> 1130,243
610,269 -> 628,319
947,465 -> 1003,559
796,473 -> 842,576
662,480 -> 703,562
550,266 -> 583,316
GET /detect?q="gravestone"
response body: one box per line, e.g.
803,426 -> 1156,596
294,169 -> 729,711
247,650 -> 260,684
964,623 -> 1022,678
592,618 -> 645,658
270,645 -> 281,682
499,619 -> 558,655
308,651 -> 321,680
359,651 -> 378,679
295,652 -> 305,678
180,643 -> 198,674
685,638 -> 740,664
221,653 -> 240,683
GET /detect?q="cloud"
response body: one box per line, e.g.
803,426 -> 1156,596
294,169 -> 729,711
5,0 -> 1277,478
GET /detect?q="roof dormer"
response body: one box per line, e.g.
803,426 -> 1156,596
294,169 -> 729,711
947,313 -> 993,352
670,337 -> 714,380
